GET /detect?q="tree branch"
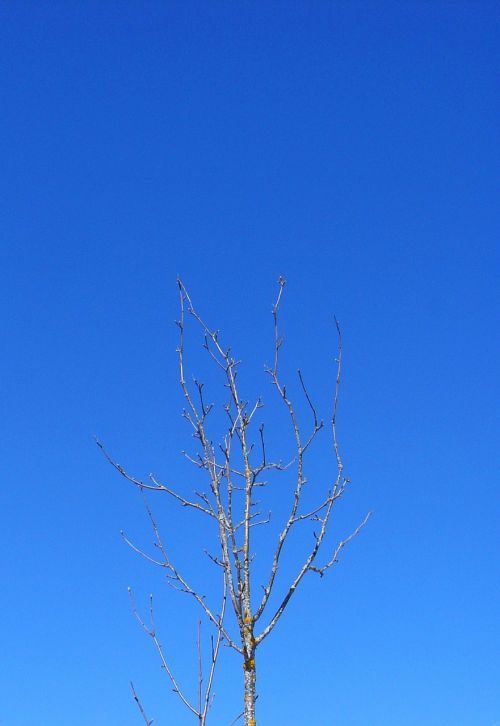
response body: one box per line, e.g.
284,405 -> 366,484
130,681 -> 154,726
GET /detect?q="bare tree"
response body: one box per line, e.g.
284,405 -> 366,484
98,277 -> 371,726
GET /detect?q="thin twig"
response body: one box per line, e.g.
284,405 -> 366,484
128,589 -> 199,718
309,510 -> 373,576
130,681 -> 154,726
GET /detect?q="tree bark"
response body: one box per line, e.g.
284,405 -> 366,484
243,648 -> 256,726
242,599 -> 257,726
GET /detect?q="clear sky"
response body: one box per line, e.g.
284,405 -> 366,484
1,3 -> 499,725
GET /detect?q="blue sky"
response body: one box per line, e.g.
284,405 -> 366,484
1,2 -> 499,725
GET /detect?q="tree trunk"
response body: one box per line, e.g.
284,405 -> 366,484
243,647 -> 257,726
242,600 -> 257,726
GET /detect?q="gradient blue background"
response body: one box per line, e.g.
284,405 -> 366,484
1,3 -> 498,725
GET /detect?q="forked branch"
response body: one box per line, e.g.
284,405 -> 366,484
255,282 -> 370,639
128,574 -> 227,725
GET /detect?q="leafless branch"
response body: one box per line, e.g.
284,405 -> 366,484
332,316 -> 343,472
177,280 -> 245,630
141,489 -> 240,652
128,589 -> 199,718
128,574 -> 227,725
255,287 -> 368,640
201,575 -> 227,721
308,510 -> 373,576
228,709 -> 245,726
130,681 -> 154,726
149,473 -> 217,519
96,439 -> 217,520
197,620 -> 203,716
